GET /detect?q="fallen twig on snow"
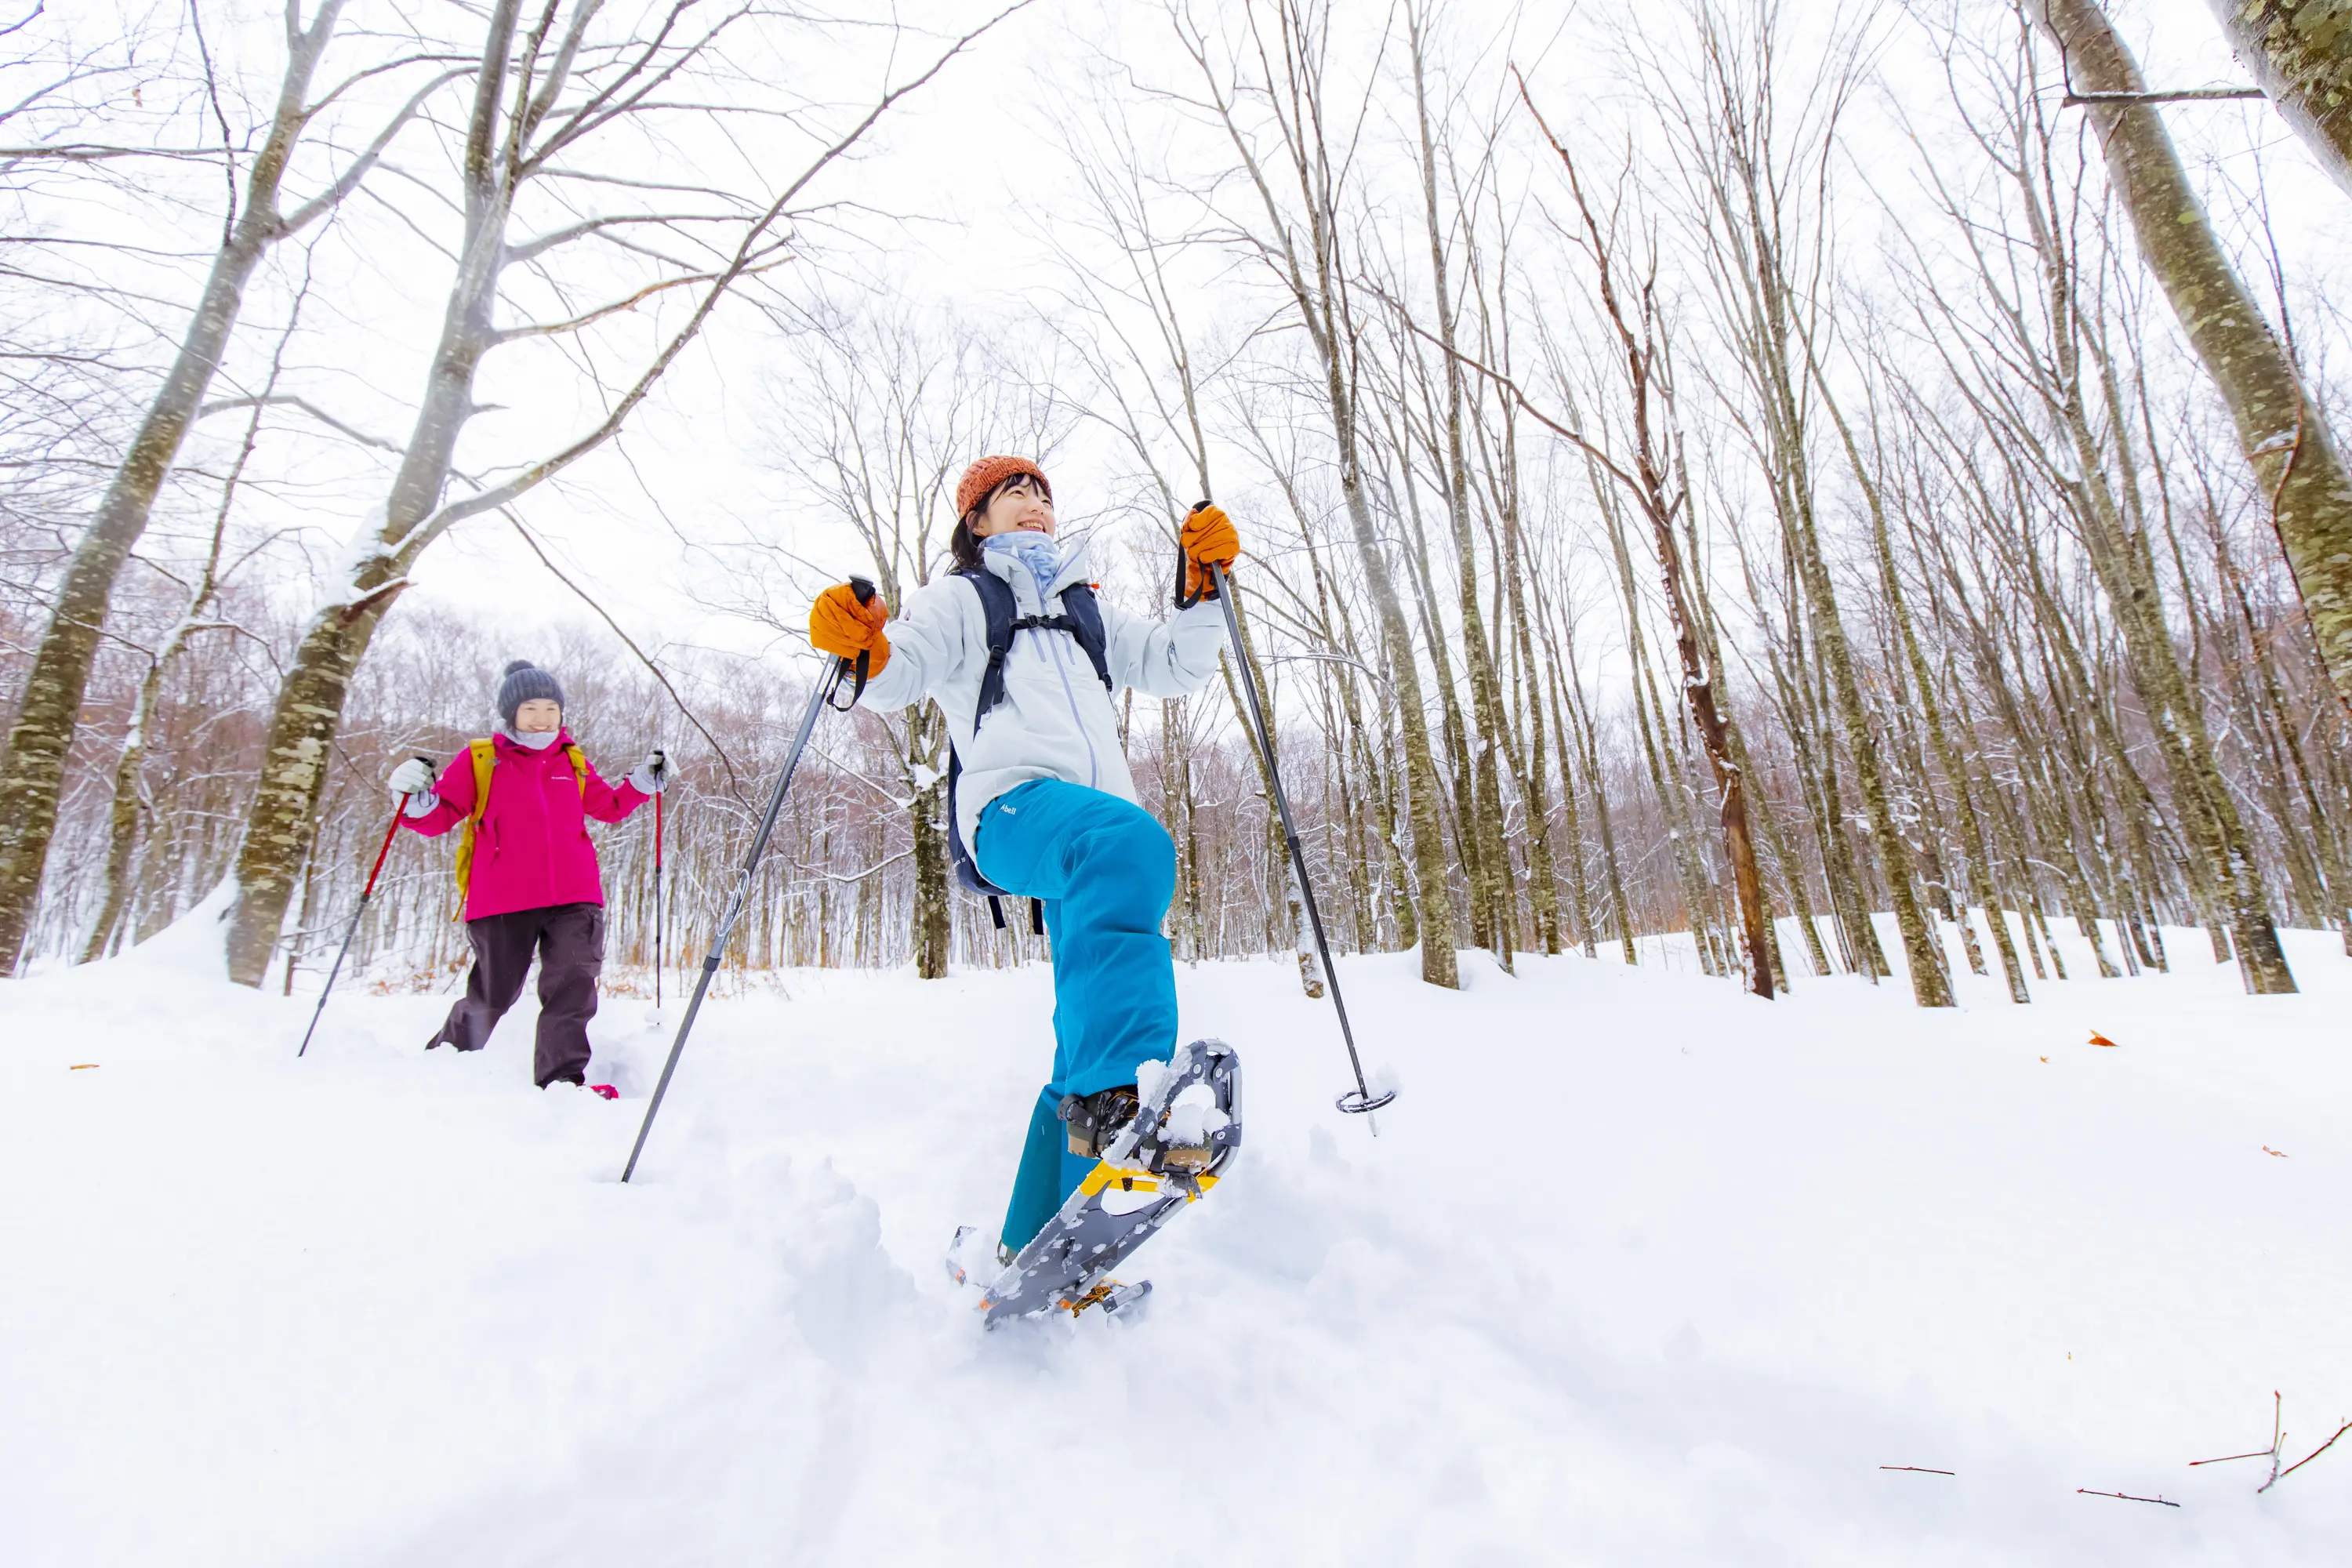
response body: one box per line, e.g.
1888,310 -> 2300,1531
2077,1489 -> 2179,1507
2267,1421 -> 2352,1494
2192,1391 -> 2282,1472
2189,1392 -> 2352,1493
1878,1466 -> 1955,1475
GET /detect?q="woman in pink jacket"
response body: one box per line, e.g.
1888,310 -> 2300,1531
387,660 -> 666,1088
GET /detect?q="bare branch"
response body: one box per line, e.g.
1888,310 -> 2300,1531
278,66 -> 470,234
503,210 -> 738,267
503,510 -> 748,804
417,3 -> 1035,537
2061,88 -> 2263,107
490,264 -> 759,344
195,394 -> 403,453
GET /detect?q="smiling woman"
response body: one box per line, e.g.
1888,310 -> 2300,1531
808,456 -> 1244,1263
948,456 -> 1056,569
392,660 -> 669,1089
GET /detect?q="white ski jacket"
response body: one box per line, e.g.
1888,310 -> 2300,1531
856,537 -> 1227,848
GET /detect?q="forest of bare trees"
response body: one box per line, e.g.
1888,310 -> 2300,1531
5,0 -> 2348,1012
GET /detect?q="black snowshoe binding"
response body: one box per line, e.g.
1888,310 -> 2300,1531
962,1039 -> 1242,1327
1058,1085 -> 1140,1159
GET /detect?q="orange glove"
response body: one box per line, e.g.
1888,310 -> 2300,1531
809,581 -> 891,673
1181,503 -> 1240,602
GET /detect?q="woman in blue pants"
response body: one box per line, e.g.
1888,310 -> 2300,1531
809,456 -> 1240,1255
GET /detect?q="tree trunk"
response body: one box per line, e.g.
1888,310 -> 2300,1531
2209,1 -> 2352,198
1215,590 -> 1324,996
226,0 -> 524,983
1407,4 -> 1515,974
225,584 -> 404,985
1820,368 -> 2031,1001
2037,0 -> 2352,714
81,652 -> 168,964
0,4 -> 350,970
1338,405 -> 1457,988
1543,659 -> 1597,956
909,702 -> 950,979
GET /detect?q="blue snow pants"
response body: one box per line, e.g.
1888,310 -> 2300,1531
972,779 -> 1179,1252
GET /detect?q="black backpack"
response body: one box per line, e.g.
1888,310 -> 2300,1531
944,564 -> 1113,931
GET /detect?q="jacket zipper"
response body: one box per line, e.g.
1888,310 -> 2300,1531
1040,619 -> 1100,788
999,558 -> 1104,790
542,743 -> 558,906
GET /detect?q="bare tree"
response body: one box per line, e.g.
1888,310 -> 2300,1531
750,303 -> 1066,977
222,2 -> 1025,984
1172,0 -> 1462,989
1513,81 -> 1777,999
2034,0 -> 2352,724
0,2 -> 459,970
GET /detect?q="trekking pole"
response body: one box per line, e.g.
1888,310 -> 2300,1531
296,760 -> 430,1058
1204,552 -> 1395,1120
622,579 -> 877,1182
652,763 -> 665,1011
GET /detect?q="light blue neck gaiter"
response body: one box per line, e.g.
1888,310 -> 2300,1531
984,531 -> 1062,602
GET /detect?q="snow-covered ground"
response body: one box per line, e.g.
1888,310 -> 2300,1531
4,905 -> 2348,1566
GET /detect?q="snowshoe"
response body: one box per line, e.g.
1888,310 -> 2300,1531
945,1224 -> 1011,1289
976,1039 -> 1240,1327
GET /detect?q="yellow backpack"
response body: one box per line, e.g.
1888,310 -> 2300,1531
453,737 -> 588,902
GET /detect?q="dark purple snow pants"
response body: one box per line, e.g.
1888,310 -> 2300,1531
427,902 -> 604,1087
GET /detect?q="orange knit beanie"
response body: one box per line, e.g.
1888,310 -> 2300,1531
955,456 -> 1051,519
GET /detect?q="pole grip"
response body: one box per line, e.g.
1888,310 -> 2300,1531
1175,501 -> 1211,608
832,575 -> 879,706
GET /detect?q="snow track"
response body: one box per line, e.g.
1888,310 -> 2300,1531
3,907 -> 2349,1564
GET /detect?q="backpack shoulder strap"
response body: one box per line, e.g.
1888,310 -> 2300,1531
564,742 -> 587,797
955,566 -> 1021,722
1056,582 -> 1114,694
454,739 -> 498,904
468,739 -> 496,815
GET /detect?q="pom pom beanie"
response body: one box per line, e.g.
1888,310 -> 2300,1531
496,659 -> 564,730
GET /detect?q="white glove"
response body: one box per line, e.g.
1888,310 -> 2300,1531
388,757 -> 436,800
627,750 -> 668,796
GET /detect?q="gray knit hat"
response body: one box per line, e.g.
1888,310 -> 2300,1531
496,659 -> 564,729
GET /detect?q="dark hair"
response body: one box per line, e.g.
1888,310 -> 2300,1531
949,471 -> 1052,572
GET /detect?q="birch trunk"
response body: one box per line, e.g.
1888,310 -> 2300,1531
1182,5 -> 1459,986
2036,0 -> 2352,713
1408,3 -> 1515,973
227,0 -> 525,983
909,703 -> 950,979
0,3 -> 353,969
2208,1 -> 2352,198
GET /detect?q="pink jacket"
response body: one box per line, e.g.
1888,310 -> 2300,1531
402,730 -> 649,921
